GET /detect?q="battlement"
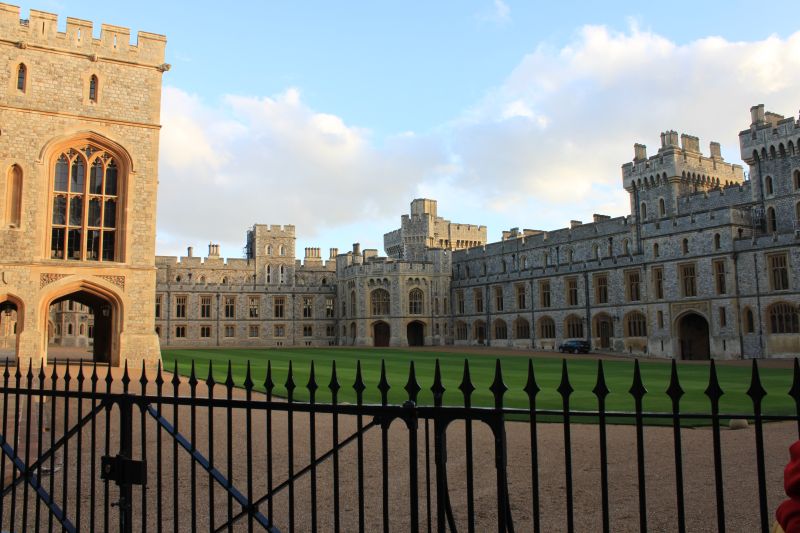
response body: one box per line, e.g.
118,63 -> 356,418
268,224 -> 295,234
0,4 -> 167,67
622,131 -> 744,192
739,104 -> 800,163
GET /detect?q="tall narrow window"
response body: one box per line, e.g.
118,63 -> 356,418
659,198 -> 666,216
50,145 -> 120,261
16,64 -> 26,92
769,253 -> 790,290
680,263 -> 697,297
595,274 -> 608,304
653,267 -> 664,299
566,277 -> 578,306
626,271 -> 641,301
5,165 -> 22,227
409,289 -> 423,315
713,260 -> 727,294
765,176 -> 773,195
767,207 -> 777,233
89,75 -> 98,102
540,280 -> 551,308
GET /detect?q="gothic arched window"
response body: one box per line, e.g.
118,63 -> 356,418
371,289 -> 390,316
16,63 -> 26,92
409,288 -> 423,315
89,74 -> 99,102
50,144 -> 121,261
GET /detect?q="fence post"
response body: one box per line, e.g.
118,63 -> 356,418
117,395 -> 133,533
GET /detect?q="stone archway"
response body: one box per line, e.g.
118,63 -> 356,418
407,321 -> 424,347
48,290 -> 114,363
373,321 -> 390,347
0,297 -> 22,359
677,313 -> 710,360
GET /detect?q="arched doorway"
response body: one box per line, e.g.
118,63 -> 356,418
593,314 -> 613,349
373,321 -> 390,347
678,313 -> 710,360
407,321 -> 424,347
48,290 -> 115,364
473,320 -> 486,345
0,300 -> 20,359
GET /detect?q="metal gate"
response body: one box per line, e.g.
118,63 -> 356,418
0,356 -> 795,532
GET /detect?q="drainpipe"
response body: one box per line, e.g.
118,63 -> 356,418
215,293 -> 220,347
530,278 -> 536,350
583,271 -> 591,346
732,252 -> 744,359
754,254 -> 764,358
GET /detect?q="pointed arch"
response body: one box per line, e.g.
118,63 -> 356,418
16,63 -> 26,92
89,74 -> 99,102
5,164 -> 22,227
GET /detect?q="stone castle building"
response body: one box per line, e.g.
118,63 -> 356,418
0,4 -> 167,368
156,106 -> 800,360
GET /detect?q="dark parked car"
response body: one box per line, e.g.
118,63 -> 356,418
558,340 -> 591,354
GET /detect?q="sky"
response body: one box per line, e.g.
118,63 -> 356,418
16,1 -> 800,259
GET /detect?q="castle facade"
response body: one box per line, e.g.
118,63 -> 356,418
155,106 -> 800,359
0,4 -> 166,368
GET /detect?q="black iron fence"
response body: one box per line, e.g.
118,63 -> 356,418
0,356 -> 797,532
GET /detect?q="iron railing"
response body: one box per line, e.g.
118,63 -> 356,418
0,356 -> 796,532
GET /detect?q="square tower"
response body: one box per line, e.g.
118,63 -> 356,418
0,4 -> 168,367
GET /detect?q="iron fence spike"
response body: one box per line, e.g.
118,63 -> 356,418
285,360 -> 295,393
155,359 -> 164,387
431,359 -> 445,404
264,360 -> 274,392
489,359 -> 508,407
244,360 -> 254,390
225,360 -> 235,389
121,359 -> 130,388
328,360 -> 340,393
353,360 -> 366,395
307,361 -> 318,393
458,359 -> 475,397
746,359 -> 767,404
557,359 -> 574,397
377,359 -> 390,401
523,358 -> 540,398
628,359 -> 647,399
206,360 -> 216,388
704,359 -> 724,402
666,358 -> 684,401
188,360 -> 198,388
171,361 -> 181,387
404,361 -> 421,403
139,363 -> 148,389
592,359 -> 610,399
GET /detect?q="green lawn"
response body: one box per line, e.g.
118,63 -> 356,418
161,348 -> 798,422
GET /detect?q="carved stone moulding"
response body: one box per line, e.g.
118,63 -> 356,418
39,273 -> 68,289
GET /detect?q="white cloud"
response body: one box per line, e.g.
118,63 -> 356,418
444,25 -> 800,235
157,25 -> 800,256
157,87 -> 449,256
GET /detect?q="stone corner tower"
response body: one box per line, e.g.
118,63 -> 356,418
0,3 -> 168,368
